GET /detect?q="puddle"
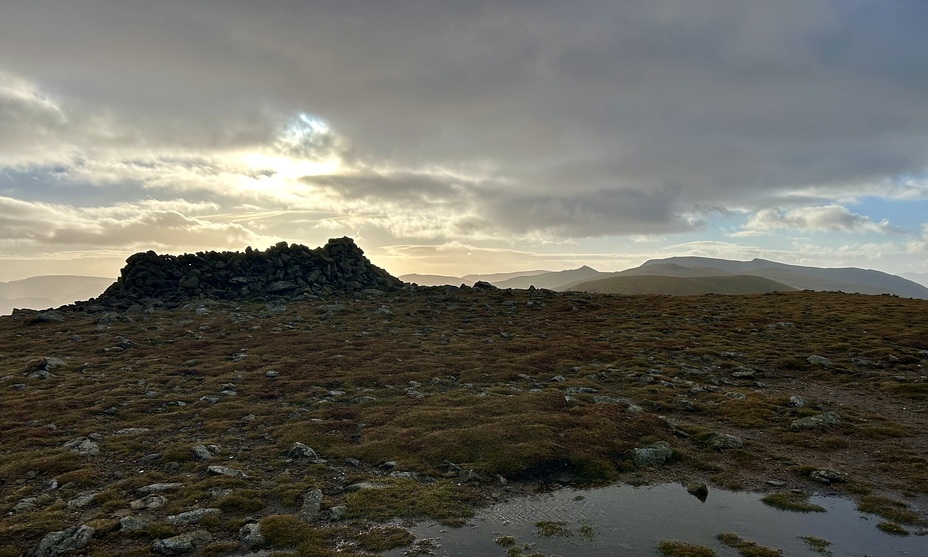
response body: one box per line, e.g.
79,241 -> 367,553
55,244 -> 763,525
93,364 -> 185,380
388,483 -> 927,557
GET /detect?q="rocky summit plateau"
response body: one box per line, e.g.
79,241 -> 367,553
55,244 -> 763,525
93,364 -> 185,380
1,238 -> 927,557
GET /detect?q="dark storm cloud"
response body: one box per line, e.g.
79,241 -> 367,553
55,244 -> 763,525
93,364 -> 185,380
1,0 -> 927,237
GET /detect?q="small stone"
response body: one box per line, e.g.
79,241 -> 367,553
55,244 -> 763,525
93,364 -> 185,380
329,505 -> 348,521
265,370 -> 279,378
298,489 -> 323,522
632,441 -> 673,467
130,495 -> 168,510
790,411 -> 842,431
192,445 -> 213,460
288,442 -> 318,459
67,494 -> 97,509
239,523 -> 266,549
63,437 -> 100,456
29,525 -> 94,556
207,465 -> 248,479
152,530 -> 212,555
167,508 -> 221,525
787,396 -> 806,408
120,516 -> 150,532
809,468 -> 847,484
807,355 -> 832,367
137,483 -> 182,494
708,433 -> 744,450
686,482 -> 709,502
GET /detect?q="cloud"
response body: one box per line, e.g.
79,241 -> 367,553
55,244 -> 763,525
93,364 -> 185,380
733,205 -> 900,236
0,196 -> 267,253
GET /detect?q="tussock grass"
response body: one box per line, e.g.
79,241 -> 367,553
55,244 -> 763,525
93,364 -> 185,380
2,289 -> 927,554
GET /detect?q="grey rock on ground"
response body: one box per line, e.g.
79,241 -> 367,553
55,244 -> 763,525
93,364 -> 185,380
28,525 -> 94,557
131,495 -> 168,510
63,437 -> 100,456
152,530 -> 212,555
299,488 -> 323,521
791,411 -> 842,431
633,441 -> 673,467
708,433 -> 744,450
239,523 -> 266,549
167,508 -> 221,525
207,465 -> 248,478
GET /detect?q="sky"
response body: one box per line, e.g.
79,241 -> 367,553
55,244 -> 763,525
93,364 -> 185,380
2,0 -> 928,282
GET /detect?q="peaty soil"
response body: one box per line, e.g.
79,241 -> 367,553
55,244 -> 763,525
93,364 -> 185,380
1,288 -> 927,555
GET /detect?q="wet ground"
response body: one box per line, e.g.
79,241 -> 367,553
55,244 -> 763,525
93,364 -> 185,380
390,483 -> 928,557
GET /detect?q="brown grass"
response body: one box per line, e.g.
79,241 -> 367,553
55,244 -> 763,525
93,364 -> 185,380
1,289 -> 927,554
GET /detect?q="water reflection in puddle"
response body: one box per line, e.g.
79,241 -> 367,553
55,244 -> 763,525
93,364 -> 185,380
389,483 -> 926,557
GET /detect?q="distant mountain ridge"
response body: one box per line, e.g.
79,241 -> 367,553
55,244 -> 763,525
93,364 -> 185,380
400,257 -> 928,299
0,275 -> 113,316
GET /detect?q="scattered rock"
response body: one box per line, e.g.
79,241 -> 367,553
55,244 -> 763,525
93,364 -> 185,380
120,516 -> 150,532
298,489 -> 323,522
809,468 -> 847,484
63,437 -> 100,456
707,433 -> 744,450
787,396 -> 806,408
167,508 -> 221,525
152,530 -> 212,555
130,495 -> 168,510
207,465 -> 248,479
807,355 -> 832,367
67,493 -> 97,509
137,483 -> 182,494
28,525 -> 94,557
330,505 -> 348,521
632,441 -> 673,467
686,482 -> 709,502
289,442 -> 319,459
192,445 -> 213,460
790,411 -> 842,431
239,523 -> 266,549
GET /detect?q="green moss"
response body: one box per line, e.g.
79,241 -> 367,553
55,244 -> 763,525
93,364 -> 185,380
494,536 -> 517,547
535,520 -> 571,537
876,521 -> 910,536
761,492 -> 826,513
657,540 -> 717,557
260,515 -> 314,548
799,536 -> 832,555
343,479 -> 479,523
355,525 -> 415,551
857,495 -> 923,525
216,491 -> 266,513
717,532 -> 782,557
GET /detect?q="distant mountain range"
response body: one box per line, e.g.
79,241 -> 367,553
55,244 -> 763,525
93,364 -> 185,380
401,257 -> 928,299
4,255 -> 926,317
0,276 -> 113,316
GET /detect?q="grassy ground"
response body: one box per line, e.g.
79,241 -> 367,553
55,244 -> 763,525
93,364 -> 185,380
1,288 -> 927,555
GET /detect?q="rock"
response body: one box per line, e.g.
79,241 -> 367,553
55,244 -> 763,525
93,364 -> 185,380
137,483 -> 182,494
14,497 -> 38,513
130,495 -> 168,510
330,505 -> 348,521
152,530 -> 212,555
632,441 -> 673,467
265,370 -> 279,378
63,437 -> 100,456
167,508 -> 221,525
28,525 -> 94,557
87,238 -> 402,311
120,516 -> 150,532
345,481 -> 389,492
807,355 -> 831,367
207,465 -> 248,478
288,442 -> 319,459
192,445 -> 213,460
686,482 -> 709,502
239,523 -> 266,549
708,433 -> 744,450
67,493 -> 97,509
790,411 -> 842,431
787,396 -> 806,408
809,468 -> 847,484
298,488 -> 323,521
473,281 -> 498,290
